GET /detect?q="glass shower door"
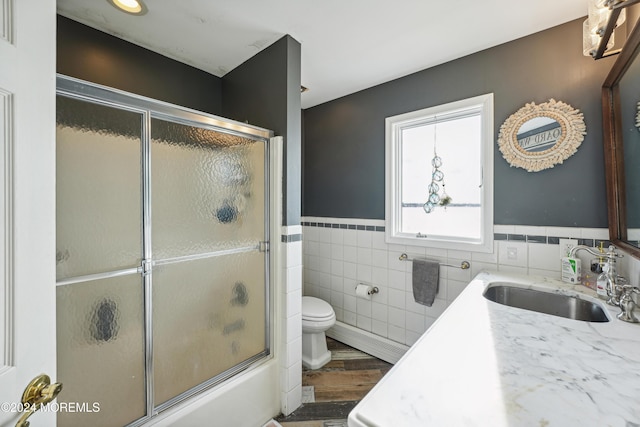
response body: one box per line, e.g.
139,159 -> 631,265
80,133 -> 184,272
56,95 -> 147,427
150,118 -> 268,407
55,77 -> 272,426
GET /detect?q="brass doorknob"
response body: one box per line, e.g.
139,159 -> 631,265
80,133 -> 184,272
15,374 -> 62,427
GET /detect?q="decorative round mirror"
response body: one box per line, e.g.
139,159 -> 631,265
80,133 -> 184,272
498,99 -> 586,172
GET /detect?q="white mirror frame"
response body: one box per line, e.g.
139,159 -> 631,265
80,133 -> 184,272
498,99 -> 586,172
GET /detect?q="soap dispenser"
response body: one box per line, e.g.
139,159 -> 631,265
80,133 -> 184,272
561,249 -> 581,284
594,243 -> 609,299
582,254 -> 604,290
581,260 -> 599,290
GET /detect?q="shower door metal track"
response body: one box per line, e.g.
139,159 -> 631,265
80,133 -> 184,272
56,74 -> 274,426
56,75 -> 272,140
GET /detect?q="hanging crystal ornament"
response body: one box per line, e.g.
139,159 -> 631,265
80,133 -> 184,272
422,202 -> 434,213
440,181 -> 452,209
423,117 -> 452,214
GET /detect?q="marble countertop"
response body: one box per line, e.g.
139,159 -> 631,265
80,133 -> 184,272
347,271 -> 640,427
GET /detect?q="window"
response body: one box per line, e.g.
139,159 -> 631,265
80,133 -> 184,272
385,94 -> 494,252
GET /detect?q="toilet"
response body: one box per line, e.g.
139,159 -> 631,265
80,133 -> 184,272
301,296 -> 336,370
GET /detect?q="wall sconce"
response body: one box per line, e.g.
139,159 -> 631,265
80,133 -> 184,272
583,0 -> 632,59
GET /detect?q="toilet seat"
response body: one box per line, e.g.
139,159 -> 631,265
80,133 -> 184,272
302,296 -> 334,321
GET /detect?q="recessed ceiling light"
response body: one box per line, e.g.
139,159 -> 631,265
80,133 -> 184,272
108,0 -> 147,15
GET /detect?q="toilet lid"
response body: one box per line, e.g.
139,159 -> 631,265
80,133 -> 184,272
302,296 -> 334,319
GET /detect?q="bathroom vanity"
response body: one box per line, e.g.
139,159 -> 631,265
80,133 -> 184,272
348,271 -> 640,427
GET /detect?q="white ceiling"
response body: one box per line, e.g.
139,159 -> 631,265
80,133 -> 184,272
57,0 -> 587,109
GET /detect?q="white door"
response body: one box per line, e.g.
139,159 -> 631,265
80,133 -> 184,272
0,0 -> 57,426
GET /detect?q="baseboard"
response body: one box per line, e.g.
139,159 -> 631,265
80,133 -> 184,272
326,321 -> 409,364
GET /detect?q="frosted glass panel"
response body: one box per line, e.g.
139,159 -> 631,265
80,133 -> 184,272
55,86 -> 270,421
56,96 -> 142,280
153,251 -> 266,405
151,119 -> 265,259
57,274 -> 146,426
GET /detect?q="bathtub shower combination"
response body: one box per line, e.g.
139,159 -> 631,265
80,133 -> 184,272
55,75 -> 273,426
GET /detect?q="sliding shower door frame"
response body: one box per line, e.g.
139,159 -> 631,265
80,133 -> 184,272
56,74 -> 274,426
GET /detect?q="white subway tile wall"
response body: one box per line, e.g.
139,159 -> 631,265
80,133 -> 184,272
280,238 -> 303,414
302,217 -> 611,347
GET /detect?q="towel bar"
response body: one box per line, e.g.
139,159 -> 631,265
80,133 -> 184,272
399,253 -> 470,270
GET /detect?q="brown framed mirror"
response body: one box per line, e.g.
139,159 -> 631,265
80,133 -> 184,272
603,8 -> 640,259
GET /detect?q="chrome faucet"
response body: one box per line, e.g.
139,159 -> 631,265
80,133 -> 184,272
568,245 -> 639,323
568,245 -> 622,304
617,281 -> 640,323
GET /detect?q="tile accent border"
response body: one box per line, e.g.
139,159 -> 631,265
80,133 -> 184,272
302,221 -> 385,232
281,234 -> 302,243
494,233 -> 610,247
302,218 -> 611,248
281,224 -> 303,244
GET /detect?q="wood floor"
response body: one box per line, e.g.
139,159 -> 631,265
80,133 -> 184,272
275,338 -> 393,427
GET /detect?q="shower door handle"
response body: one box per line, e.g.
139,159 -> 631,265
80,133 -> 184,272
15,374 -> 62,427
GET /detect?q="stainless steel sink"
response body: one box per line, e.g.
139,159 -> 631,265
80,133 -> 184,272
483,283 -> 609,322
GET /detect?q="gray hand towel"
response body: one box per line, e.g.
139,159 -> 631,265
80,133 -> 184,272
412,258 -> 440,307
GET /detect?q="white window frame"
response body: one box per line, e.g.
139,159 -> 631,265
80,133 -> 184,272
385,93 -> 494,253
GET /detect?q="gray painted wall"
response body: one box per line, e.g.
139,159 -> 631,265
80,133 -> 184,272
58,17 -> 303,227
303,18 -> 615,227
222,36 -> 302,226
57,16 -> 223,115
